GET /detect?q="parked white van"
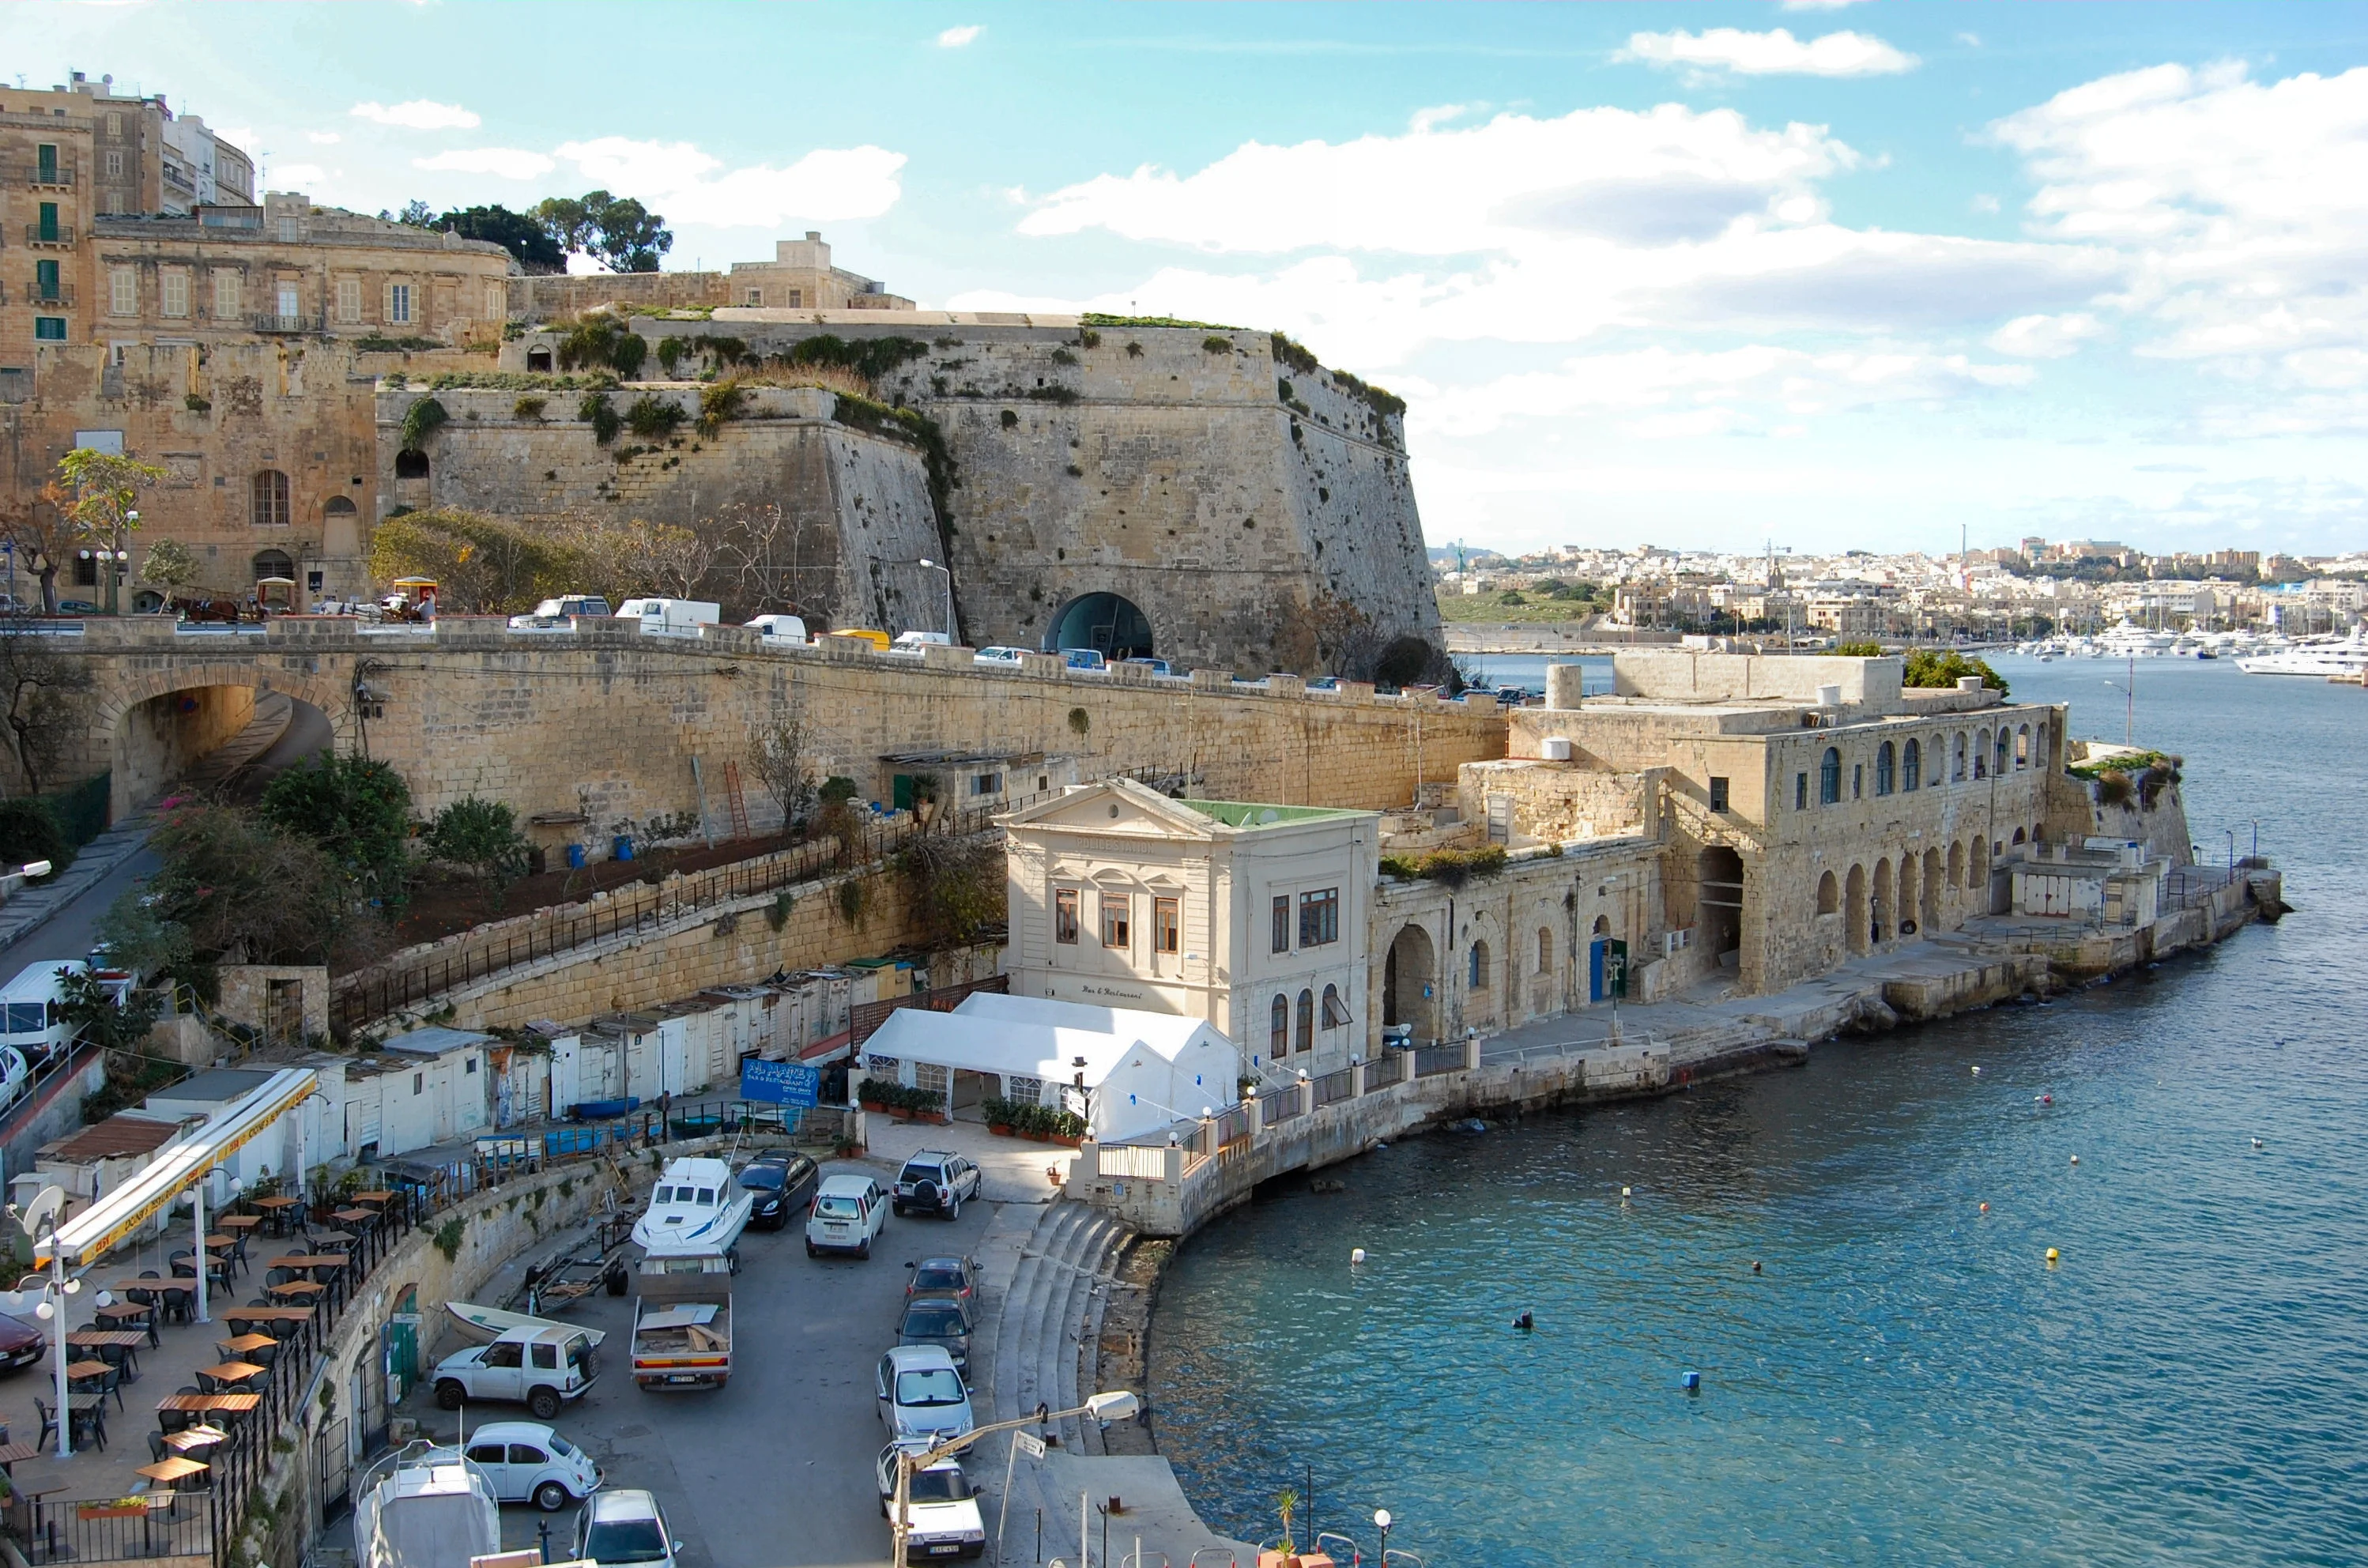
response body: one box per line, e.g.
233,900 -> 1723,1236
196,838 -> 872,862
0,959 -> 122,1111
890,631 -> 952,658
615,598 -> 722,635
746,613 -> 809,645
805,1174 -> 888,1259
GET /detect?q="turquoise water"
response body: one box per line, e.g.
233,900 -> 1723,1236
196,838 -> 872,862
1148,659 -> 2367,1566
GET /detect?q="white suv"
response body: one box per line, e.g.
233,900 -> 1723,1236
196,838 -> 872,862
892,1152 -> 982,1219
806,1173 -> 889,1259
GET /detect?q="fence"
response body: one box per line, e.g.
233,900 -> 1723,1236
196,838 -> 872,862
1363,1052 -> 1407,1091
1310,1066 -> 1355,1108
1414,1044 -> 1465,1079
1258,1083 -> 1303,1125
1097,1144 -> 1171,1180
330,764 -> 1191,1035
11,1489 -> 214,1566
1209,1102 -> 1251,1149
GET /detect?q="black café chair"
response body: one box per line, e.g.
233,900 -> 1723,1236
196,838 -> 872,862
245,1340 -> 281,1370
32,1396 -> 56,1449
157,1405 -> 191,1436
97,1339 -> 137,1382
70,1400 -> 104,1450
194,1370 -> 222,1395
160,1284 -> 193,1325
148,1431 -> 169,1464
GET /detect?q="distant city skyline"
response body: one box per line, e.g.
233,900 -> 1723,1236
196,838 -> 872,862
24,0 -> 2367,554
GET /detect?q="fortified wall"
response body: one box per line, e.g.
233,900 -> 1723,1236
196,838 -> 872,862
56,616 -> 1506,833
379,383 -> 945,634
502,313 -> 1443,677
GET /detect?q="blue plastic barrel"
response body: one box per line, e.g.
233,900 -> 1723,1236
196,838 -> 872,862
613,835 -> 635,861
565,843 -> 586,869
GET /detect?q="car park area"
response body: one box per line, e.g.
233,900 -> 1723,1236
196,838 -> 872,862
387,1163 -> 998,1568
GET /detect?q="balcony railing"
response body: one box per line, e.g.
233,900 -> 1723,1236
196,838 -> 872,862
254,313 -> 310,334
27,281 -> 73,307
25,224 -> 74,247
26,163 -> 76,188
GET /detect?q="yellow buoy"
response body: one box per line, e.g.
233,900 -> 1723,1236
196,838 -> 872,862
2046,1247 -> 2060,1264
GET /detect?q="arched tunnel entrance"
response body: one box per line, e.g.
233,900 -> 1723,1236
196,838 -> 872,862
1045,593 -> 1154,661
112,684 -> 337,817
1382,922 -> 1439,1046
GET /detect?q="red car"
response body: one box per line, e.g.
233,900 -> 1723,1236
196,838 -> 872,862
0,1312 -> 46,1372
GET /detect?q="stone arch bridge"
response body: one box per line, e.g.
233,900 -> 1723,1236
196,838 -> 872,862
34,617 -> 1506,846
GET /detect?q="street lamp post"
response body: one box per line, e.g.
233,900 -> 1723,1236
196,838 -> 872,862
1375,1509 -> 1392,1567
916,558 -> 953,640
26,1197 -> 83,1458
890,1390 -> 1140,1568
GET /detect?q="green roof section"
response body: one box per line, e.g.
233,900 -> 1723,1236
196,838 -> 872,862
1178,798 -> 1367,829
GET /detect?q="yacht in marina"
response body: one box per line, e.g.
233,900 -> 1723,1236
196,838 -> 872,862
2235,628 -> 2368,678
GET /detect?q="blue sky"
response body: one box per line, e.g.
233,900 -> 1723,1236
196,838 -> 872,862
28,1 -> 2368,556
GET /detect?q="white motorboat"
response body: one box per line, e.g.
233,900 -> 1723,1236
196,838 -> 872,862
355,1442 -> 500,1568
443,1299 -> 609,1350
2236,629 -> 2368,677
630,1155 -> 755,1257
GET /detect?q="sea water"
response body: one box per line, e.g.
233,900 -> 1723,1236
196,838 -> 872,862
1147,658 -> 2367,1566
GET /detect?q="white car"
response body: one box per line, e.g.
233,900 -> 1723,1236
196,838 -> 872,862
891,630 -> 953,657
573,1488 -> 681,1568
746,612 -> 809,644
459,1420 -> 601,1512
972,646 -> 1028,667
876,1344 -> 975,1444
431,1324 -> 598,1420
875,1442 -> 987,1559
806,1173 -> 888,1259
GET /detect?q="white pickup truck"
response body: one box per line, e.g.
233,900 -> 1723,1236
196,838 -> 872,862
631,1255 -> 733,1391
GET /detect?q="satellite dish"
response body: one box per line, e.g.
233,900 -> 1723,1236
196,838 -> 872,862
20,1185 -> 66,1242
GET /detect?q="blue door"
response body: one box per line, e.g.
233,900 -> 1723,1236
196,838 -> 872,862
1588,938 -> 1608,1003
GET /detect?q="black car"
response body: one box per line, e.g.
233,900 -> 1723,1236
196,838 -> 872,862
737,1152 -> 820,1231
896,1295 -> 975,1373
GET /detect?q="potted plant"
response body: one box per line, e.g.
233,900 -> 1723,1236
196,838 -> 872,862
857,1076 -> 898,1114
982,1097 -> 1018,1136
1046,1110 -> 1088,1148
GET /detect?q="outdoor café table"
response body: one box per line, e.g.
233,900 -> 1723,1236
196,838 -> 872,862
215,1215 -> 262,1231
304,1231 -> 356,1250
331,1208 -> 375,1227
69,1330 -> 145,1374
199,1360 -> 266,1385
221,1306 -> 314,1344
203,1234 -> 236,1249
216,1332 -> 276,1359
0,1440 -> 39,1472
270,1253 -> 351,1282
66,1359 -> 110,1386
95,1300 -> 158,1346
66,1392 -> 109,1445
266,1280 -> 326,1303
353,1190 -> 395,1204
250,1195 -> 301,1234
138,1457 -> 208,1489
156,1393 -> 258,1421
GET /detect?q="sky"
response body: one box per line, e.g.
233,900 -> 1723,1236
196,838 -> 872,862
24,0 -> 2368,558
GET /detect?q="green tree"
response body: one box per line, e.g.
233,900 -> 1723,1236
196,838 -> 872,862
366,507 -> 571,614
0,620 -> 95,793
50,449 -> 168,614
380,199 -> 436,228
1832,640 -> 1886,658
535,190 -> 673,273
432,203 -> 565,273
257,752 -> 414,906
94,889 -> 199,993
138,536 -> 200,595
423,796 -> 531,910
143,802 -> 351,965
0,797 -> 69,876
56,966 -> 161,1055
1902,649 -> 2009,698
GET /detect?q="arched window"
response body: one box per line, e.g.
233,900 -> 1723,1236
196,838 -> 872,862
1468,940 -> 1491,989
1321,983 -> 1351,1029
1819,747 -> 1842,805
525,347 -> 553,373
1817,871 -> 1838,914
2013,827 -> 2027,846
394,449 -> 430,479
322,495 -> 358,518
251,549 -> 293,581
1295,989 -> 1314,1054
1952,733 -> 1967,782
2015,725 -> 2031,767
1997,730 -> 2012,776
1875,741 -> 1895,796
1974,729 -> 1991,780
1592,914 -> 1610,937
1902,738 -> 1921,791
1537,927 -> 1555,974
1269,995 -> 1288,1059
250,469 -> 290,529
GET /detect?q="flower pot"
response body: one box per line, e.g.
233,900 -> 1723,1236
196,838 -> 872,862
859,1099 -> 888,1114
988,1123 -> 1014,1137
1020,1128 -> 1048,1142
1050,1133 -> 1084,1148
890,1106 -> 914,1121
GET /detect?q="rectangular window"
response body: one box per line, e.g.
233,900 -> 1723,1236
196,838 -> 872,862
1154,897 -> 1179,956
1053,888 -> 1078,945
1271,895 -> 1290,954
971,771 -> 1001,797
387,283 -> 412,324
106,112 -> 123,138
745,288 -> 763,306
35,259 -> 60,301
1795,773 -> 1808,811
277,282 -> 300,319
160,270 -> 189,318
788,288 -> 804,307
1298,888 -> 1340,948
73,555 -> 97,586
486,282 -> 503,319
277,217 -> 299,243
104,149 -> 124,178
336,277 -> 361,322
108,266 -> 137,316
1852,763 -> 1862,801
1709,776 -> 1730,812
212,270 -> 240,319
1099,892 -> 1130,950
34,318 -> 66,341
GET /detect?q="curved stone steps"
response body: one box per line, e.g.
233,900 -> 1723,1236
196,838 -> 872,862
986,1203 -> 1133,1547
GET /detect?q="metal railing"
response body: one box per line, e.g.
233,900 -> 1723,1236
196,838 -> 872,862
1413,1043 -> 1465,1078
1363,1051 -> 1407,1091
252,313 -> 309,333
1310,1066 -> 1355,1108
1209,1102 -> 1251,1148
13,1490 -> 212,1565
27,281 -> 72,305
1258,1083 -> 1303,1125
25,162 -> 77,188
1096,1144 -> 1170,1180
25,224 -> 74,247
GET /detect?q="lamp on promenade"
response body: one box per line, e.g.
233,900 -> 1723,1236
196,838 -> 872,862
889,1389 -> 1141,1568
1375,1509 -> 1392,1567
915,557 -> 953,639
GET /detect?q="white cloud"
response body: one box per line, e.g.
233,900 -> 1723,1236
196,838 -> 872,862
1956,32 -> 1982,47
1408,103 -> 1472,134
936,24 -> 982,47
415,147 -> 557,181
1990,61 -> 2368,432
554,138 -> 906,228
350,99 -> 480,130
306,131 -> 341,146
1619,28 -> 1919,78
1988,312 -> 2107,358
272,163 -> 327,187
1970,193 -> 2001,215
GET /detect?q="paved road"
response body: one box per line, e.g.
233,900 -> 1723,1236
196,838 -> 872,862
395,1169 -> 1002,1568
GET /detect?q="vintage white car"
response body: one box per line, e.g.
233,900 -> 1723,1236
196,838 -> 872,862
874,1442 -> 986,1559
458,1420 -> 601,1512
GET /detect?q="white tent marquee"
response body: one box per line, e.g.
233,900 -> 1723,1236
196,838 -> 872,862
861,993 -> 1240,1144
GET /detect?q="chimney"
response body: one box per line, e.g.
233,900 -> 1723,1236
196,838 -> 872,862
1816,684 -> 1842,708
805,231 -> 820,243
